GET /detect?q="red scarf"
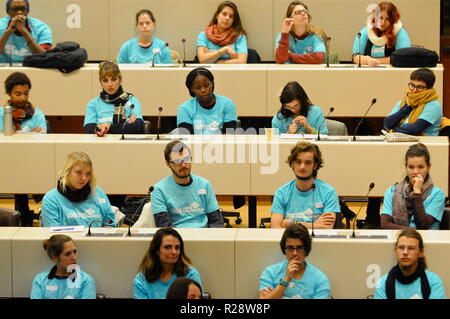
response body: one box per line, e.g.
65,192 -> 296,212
205,24 -> 239,46
9,101 -> 35,130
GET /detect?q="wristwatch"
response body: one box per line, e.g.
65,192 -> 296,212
279,279 -> 289,287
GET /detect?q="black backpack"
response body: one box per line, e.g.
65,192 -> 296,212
23,41 -> 88,73
390,47 -> 439,67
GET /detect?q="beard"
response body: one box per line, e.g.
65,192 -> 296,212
295,172 -> 315,181
170,166 -> 191,180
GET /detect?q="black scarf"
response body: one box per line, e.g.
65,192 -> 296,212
385,260 -> 431,299
57,180 -> 91,203
99,86 -> 134,124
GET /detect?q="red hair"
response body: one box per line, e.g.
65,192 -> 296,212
372,1 -> 400,48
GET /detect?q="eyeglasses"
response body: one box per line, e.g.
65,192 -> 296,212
292,9 -> 308,16
408,82 -> 427,91
169,156 -> 192,165
284,104 -> 301,111
9,6 -> 27,12
396,245 -> 419,253
284,245 -> 306,252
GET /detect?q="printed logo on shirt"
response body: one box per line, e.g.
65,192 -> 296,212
67,211 -> 102,220
98,117 -> 113,123
64,295 -> 75,299
171,202 -> 204,214
371,46 -> 385,55
5,44 -> 28,57
46,285 -> 58,291
286,207 -> 320,222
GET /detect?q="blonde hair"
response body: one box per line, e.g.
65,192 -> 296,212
98,60 -> 122,82
57,151 -> 96,193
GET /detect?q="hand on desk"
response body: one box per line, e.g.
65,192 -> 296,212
96,123 -> 110,137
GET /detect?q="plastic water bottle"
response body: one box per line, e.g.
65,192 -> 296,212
3,105 -> 13,135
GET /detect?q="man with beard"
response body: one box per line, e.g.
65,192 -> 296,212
374,229 -> 446,299
151,140 -> 224,228
270,141 -> 339,229
0,0 -> 52,64
0,71 -> 46,226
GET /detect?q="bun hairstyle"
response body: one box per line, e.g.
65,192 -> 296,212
43,235 -> 73,260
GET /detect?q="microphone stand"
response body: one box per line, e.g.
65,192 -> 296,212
352,99 -> 377,141
182,38 -> 186,67
311,183 -> 316,238
156,107 -> 163,140
87,219 -> 112,236
357,32 -> 362,68
317,107 -> 334,141
326,37 -> 331,68
351,183 -> 375,238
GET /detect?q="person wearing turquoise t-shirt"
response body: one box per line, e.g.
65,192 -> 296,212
352,2 -> 410,67
31,235 -> 96,299
374,229 -> 446,299
197,1 -> 247,64
0,72 -> 46,226
272,81 -> 328,135
134,227 -> 203,299
0,0 -> 52,63
259,223 -> 330,299
41,151 -> 116,227
381,143 -> 445,230
117,9 -> 172,64
84,61 -> 144,136
271,141 -> 339,229
275,1 -> 327,64
384,68 -> 442,136
177,67 -> 237,135
151,140 -> 223,228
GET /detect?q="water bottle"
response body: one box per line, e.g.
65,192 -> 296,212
3,105 -> 13,136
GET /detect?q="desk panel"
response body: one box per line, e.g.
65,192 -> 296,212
0,227 -> 20,297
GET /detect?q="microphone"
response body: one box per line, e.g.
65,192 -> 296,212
311,183 -> 316,238
181,38 -> 186,67
121,104 -> 135,140
357,32 -> 362,67
128,186 -> 154,230
316,107 -> 334,141
351,182 -> 375,238
352,98 -> 377,141
156,107 -> 163,140
152,42 -> 169,67
87,219 -> 113,236
326,37 -> 331,67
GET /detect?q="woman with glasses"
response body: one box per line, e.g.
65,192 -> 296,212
352,1 -> 410,67
117,9 -> 172,64
374,229 -> 446,299
84,61 -> 144,136
275,1 -> 328,64
383,68 -> 442,136
380,143 -> 445,230
259,223 -> 330,299
134,227 -> 203,299
196,1 -> 247,64
271,81 -> 327,135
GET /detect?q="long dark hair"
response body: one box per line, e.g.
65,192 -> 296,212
277,81 -> 312,120
138,227 -> 192,283
166,277 -> 203,299
209,1 -> 247,36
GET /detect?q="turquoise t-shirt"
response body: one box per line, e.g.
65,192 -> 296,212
275,32 -> 325,64
259,260 -> 330,299
117,37 -> 172,64
84,96 -> 143,126
381,184 -> 445,229
271,179 -> 340,223
352,27 -> 411,58
271,105 -> 328,134
196,31 -> 247,61
374,270 -> 447,299
0,16 -> 52,63
134,266 -> 202,299
151,174 -> 220,228
41,186 -> 116,227
31,266 -> 96,299
387,100 -> 442,136
177,94 -> 237,135
0,107 -> 46,132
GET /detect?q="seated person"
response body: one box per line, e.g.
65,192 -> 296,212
380,143 -> 445,230
275,1 -> 327,64
374,229 -> 446,299
352,1 -> 410,66
151,140 -> 224,228
271,141 -> 340,229
177,67 -> 237,134
197,1 -> 247,64
0,71 -> 46,226
166,277 -> 203,299
134,227 -> 202,299
31,235 -> 96,299
0,0 -> 52,63
41,151 -> 116,227
383,68 -> 442,136
259,223 -> 330,299
84,61 -> 144,136
117,9 -> 172,64
272,81 -> 328,135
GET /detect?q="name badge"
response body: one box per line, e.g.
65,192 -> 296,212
98,197 -> 106,204
46,285 -> 58,291
198,189 -> 206,195
153,48 -> 161,54
315,202 -> 323,209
